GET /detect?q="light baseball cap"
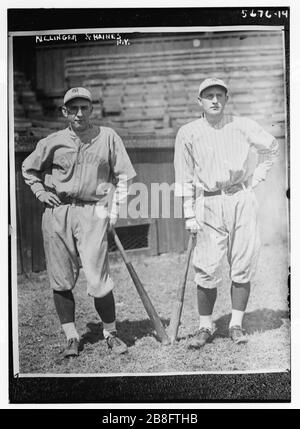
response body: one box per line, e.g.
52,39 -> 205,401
198,78 -> 228,97
63,87 -> 92,105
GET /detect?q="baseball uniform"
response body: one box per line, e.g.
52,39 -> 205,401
174,113 -> 279,289
22,124 -> 136,298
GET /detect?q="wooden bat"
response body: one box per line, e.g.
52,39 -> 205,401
168,233 -> 196,344
111,227 -> 170,345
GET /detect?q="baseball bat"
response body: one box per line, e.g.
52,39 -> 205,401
168,233 -> 195,344
111,227 -> 170,345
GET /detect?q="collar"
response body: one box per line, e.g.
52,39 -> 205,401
202,113 -> 229,129
68,124 -> 100,144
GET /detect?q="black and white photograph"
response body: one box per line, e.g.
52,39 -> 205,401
6,6 -> 292,404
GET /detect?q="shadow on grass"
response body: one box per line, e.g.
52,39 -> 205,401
79,308 -> 289,349
214,308 -> 289,337
79,318 -> 170,349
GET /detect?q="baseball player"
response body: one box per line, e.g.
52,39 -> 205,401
174,78 -> 279,348
22,87 -> 136,357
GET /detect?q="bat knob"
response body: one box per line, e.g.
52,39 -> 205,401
169,337 -> 177,345
161,336 -> 171,346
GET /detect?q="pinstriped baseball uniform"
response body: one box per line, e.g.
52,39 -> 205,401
174,113 -> 278,289
22,125 -> 136,297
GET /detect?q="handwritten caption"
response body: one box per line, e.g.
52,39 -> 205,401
241,9 -> 288,19
35,33 -> 130,45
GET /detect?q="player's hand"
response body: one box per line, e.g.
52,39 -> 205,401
37,191 -> 61,207
185,217 -> 201,233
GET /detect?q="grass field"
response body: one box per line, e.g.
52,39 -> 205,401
16,241 -> 290,376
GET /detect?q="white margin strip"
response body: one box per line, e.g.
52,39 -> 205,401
8,35 -> 20,378
17,368 -> 290,378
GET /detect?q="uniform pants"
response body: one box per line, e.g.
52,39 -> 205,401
193,189 -> 260,289
42,204 -> 114,298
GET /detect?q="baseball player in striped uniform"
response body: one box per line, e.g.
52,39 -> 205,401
22,87 -> 136,357
174,78 -> 278,347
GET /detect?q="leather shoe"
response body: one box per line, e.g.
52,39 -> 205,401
106,331 -> 128,355
63,337 -> 79,358
188,327 -> 213,349
229,326 -> 248,344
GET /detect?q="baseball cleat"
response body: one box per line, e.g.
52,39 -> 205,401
188,327 -> 213,349
63,337 -> 79,358
106,331 -> 128,355
229,326 -> 248,344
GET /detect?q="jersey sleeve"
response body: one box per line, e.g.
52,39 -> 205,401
245,118 -> 279,158
244,118 -> 279,187
174,127 -> 195,198
22,138 -> 53,196
109,131 -> 136,184
108,131 -> 136,219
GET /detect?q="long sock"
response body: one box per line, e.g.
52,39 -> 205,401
197,286 -> 217,331
102,322 -> 117,339
199,315 -> 213,331
229,309 -> 245,328
94,291 -> 116,337
230,281 -> 251,328
53,290 -> 79,340
62,322 -> 80,341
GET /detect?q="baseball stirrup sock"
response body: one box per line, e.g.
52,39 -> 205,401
94,291 -> 116,324
197,285 -> 217,315
231,281 -> 250,312
53,290 -> 75,324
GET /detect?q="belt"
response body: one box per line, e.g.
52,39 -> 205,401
59,197 -> 97,206
203,182 -> 247,197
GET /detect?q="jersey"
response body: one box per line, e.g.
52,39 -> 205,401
174,114 -> 279,198
22,125 -> 136,202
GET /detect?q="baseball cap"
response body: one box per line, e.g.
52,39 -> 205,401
198,78 -> 228,96
63,87 -> 92,105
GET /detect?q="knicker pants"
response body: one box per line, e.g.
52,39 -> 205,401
193,189 -> 261,289
42,204 -> 114,298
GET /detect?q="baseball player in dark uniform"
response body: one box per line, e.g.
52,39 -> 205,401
174,78 -> 278,348
22,87 -> 136,357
